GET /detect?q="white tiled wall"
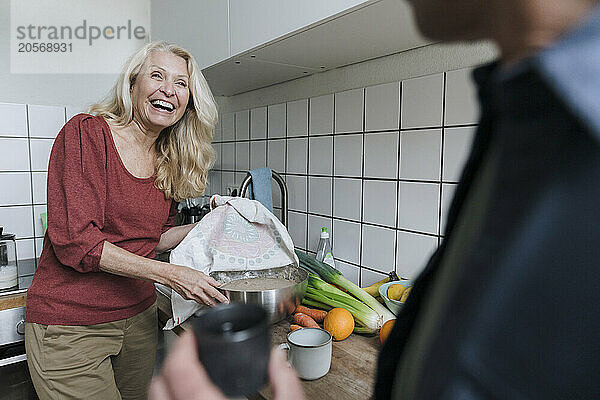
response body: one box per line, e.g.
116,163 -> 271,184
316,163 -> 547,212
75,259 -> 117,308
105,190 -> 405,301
207,67 -> 478,283
0,102 -> 66,261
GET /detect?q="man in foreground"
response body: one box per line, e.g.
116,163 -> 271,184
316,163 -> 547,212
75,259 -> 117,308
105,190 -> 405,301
152,0 -> 600,398
375,0 -> 600,398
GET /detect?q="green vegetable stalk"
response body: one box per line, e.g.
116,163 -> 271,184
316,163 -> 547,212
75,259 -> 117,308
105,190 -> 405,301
297,250 -> 395,329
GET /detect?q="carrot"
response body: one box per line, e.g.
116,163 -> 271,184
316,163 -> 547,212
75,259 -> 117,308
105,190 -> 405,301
293,312 -> 319,328
295,305 -> 328,323
290,324 -> 302,331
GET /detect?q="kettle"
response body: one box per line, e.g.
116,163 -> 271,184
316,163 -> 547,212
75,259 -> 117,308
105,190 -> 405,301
0,227 -> 18,289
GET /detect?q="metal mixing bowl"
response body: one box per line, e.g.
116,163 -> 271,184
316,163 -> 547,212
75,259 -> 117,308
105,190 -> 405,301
210,264 -> 308,324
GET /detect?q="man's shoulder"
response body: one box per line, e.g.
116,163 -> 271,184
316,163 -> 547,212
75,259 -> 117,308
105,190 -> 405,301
534,6 -> 600,140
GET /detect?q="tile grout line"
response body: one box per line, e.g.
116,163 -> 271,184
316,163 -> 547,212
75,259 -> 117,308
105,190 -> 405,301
26,105 -> 37,264
359,89 -> 365,286
233,114 -> 237,186
120,168 -> 464,185
209,122 -> 477,144
439,73 -> 448,244
282,108 -> 287,216
303,102 -> 309,250
330,97 -> 336,254
394,82 -> 402,278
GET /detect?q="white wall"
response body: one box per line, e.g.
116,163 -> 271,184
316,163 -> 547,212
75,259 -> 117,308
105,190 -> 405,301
0,0 -> 117,110
0,0 -> 499,281
0,0 -> 371,110
1,0 -> 226,111
0,103 -> 69,262
207,41 -> 499,285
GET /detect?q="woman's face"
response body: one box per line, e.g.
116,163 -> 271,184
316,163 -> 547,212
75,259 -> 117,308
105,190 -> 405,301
131,51 -> 190,133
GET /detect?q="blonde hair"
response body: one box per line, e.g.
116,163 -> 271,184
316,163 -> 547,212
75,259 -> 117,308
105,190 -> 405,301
88,41 -> 217,201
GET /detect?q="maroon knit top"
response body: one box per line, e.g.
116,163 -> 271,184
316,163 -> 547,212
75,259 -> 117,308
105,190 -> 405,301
26,114 -> 177,325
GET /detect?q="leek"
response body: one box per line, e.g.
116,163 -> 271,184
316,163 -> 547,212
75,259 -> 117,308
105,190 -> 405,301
354,325 -> 377,335
307,275 -> 372,315
305,292 -> 380,331
302,298 -> 332,311
297,250 -> 395,328
305,275 -> 381,330
298,259 -> 320,276
304,296 -> 374,334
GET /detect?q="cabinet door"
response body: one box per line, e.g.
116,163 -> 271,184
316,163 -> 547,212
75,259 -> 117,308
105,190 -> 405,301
229,0 -> 369,55
151,0 -> 229,69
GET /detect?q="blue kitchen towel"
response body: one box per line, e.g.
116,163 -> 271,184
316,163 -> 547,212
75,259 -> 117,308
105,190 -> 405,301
248,168 -> 273,212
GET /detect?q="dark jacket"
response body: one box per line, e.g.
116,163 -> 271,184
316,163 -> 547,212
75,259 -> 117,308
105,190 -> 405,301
376,8 -> 600,399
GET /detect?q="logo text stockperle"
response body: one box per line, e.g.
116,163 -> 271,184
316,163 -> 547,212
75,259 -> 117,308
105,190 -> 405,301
15,20 -> 146,46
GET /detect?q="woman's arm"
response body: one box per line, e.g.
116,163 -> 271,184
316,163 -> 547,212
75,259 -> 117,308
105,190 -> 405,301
155,223 -> 197,254
99,241 -> 229,306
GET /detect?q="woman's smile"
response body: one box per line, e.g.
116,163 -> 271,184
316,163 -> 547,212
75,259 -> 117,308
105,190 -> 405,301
149,99 -> 176,113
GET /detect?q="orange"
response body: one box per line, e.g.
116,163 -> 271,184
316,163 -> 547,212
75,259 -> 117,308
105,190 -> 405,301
323,308 -> 355,341
379,319 -> 395,344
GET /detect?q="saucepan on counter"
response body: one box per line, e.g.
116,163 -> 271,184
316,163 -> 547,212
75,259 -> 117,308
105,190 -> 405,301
210,264 -> 308,324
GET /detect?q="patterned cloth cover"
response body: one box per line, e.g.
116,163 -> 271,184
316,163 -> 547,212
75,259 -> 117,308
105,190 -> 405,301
164,195 -> 298,329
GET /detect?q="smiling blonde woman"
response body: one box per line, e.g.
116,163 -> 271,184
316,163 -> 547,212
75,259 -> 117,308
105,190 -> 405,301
24,41 -> 229,400
90,41 -> 217,200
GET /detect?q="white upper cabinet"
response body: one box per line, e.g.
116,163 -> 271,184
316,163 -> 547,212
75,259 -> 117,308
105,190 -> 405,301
153,0 -> 429,95
228,0 -> 369,55
150,0 -> 229,69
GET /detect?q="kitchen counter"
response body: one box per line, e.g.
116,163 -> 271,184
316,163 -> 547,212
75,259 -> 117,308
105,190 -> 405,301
0,258 -> 37,309
156,289 -> 380,400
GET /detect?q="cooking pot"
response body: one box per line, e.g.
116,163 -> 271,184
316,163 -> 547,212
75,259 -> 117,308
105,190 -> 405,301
210,264 -> 308,324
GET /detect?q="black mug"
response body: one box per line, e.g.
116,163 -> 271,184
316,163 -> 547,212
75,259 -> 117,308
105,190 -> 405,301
192,303 -> 270,397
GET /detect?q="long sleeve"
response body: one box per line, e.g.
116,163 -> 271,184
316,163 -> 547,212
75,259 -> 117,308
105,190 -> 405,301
161,200 -> 178,234
46,114 -> 108,273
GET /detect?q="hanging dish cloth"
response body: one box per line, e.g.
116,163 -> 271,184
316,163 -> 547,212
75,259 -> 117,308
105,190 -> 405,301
164,195 -> 298,329
247,167 -> 273,212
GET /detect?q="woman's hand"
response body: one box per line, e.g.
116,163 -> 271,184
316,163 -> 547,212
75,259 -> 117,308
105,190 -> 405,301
98,242 -> 227,306
168,265 -> 229,306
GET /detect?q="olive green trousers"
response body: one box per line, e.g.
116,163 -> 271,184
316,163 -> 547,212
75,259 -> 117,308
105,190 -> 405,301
25,302 -> 157,400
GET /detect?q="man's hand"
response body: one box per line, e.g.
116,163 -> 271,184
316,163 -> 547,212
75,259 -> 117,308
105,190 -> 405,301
149,332 -> 305,400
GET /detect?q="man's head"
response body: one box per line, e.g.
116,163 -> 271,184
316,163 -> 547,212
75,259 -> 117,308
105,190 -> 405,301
406,0 -> 496,41
407,0 -> 600,61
